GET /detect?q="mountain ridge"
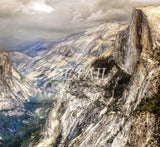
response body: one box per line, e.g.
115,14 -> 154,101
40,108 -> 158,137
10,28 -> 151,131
35,6 -> 160,147
0,5 -> 160,147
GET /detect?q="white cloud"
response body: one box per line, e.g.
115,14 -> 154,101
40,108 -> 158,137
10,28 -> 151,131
22,0 -> 54,14
0,0 -> 160,50
70,0 -> 160,23
0,0 -> 54,15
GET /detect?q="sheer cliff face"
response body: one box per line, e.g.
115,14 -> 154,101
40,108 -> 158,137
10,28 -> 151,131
0,49 -> 20,111
0,49 -> 12,86
0,50 -> 26,144
0,49 -> 32,112
1,6 -> 160,147
0,49 -> 43,145
34,6 -> 160,147
113,6 -> 160,74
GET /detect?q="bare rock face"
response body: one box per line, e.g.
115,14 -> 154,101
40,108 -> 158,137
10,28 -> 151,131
113,6 -> 160,74
0,5 -> 160,147
0,49 -> 41,146
0,49 -> 13,87
8,51 -> 35,73
0,49 -> 27,111
34,6 -> 160,147
0,49 -> 19,111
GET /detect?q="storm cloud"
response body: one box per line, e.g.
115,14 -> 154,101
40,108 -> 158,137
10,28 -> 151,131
0,0 -> 160,50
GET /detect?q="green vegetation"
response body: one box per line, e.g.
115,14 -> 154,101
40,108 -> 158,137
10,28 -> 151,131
1,116 -> 44,147
52,132 -> 62,147
106,100 -> 121,114
94,99 -> 102,107
120,126 -> 123,132
46,79 -> 64,88
20,99 -> 54,146
107,136 -> 114,143
20,124 -> 42,147
106,131 -> 119,144
135,86 -> 160,116
135,85 -> 160,146
0,97 -> 54,146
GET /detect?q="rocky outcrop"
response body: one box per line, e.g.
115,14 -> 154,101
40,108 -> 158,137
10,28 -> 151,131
0,50 -> 46,146
0,49 -> 23,111
34,6 -> 160,147
26,23 -> 127,147
0,49 -> 13,87
1,5 -> 160,147
8,51 -> 35,73
113,6 -> 160,74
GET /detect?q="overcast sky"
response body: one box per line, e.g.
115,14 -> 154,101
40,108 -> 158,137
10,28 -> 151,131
0,0 -> 160,50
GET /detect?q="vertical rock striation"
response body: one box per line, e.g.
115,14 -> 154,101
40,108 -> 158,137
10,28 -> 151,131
1,5 -> 160,147
35,6 -> 160,147
0,49 -> 42,146
113,6 -> 160,74
0,49 -> 13,88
